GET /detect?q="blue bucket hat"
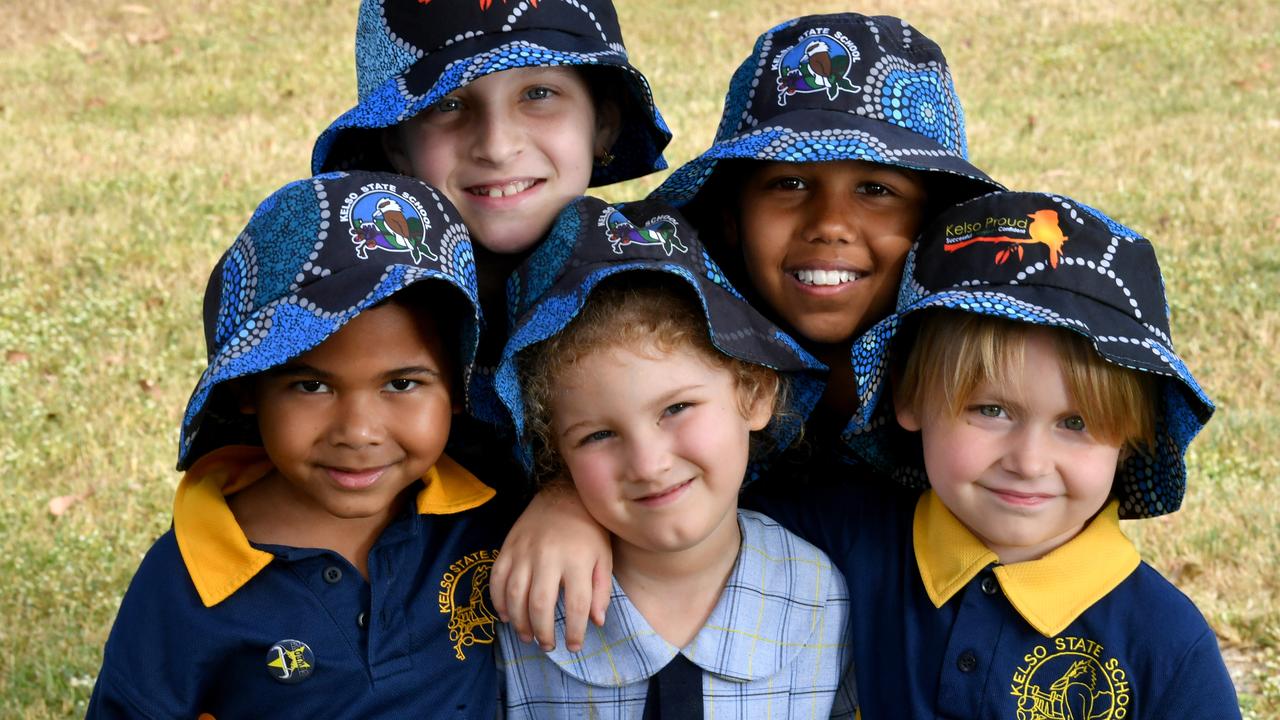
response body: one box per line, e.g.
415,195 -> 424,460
312,0 -> 671,186
491,195 -> 827,474
846,191 -> 1214,519
178,171 -> 481,470
650,13 -> 1002,212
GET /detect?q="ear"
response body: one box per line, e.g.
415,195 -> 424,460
592,99 -> 622,162
745,383 -> 778,432
382,127 -> 413,176
892,381 -> 922,432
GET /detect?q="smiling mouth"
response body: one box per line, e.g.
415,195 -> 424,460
987,487 -> 1055,507
792,269 -> 864,286
635,479 -> 693,505
325,465 -> 389,490
466,179 -> 539,198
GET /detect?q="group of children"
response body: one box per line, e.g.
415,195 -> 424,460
88,2 -> 1240,718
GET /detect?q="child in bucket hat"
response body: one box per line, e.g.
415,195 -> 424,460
769,190 -> 1235,717
649,12 -> 1004,445
489,196 -> 854,717
313,0 -> 671,264
88,172 -> 518,719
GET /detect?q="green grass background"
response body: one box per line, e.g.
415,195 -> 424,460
1,0 -> 1276,716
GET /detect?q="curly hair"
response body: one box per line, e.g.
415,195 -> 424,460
518,275 -> 784,485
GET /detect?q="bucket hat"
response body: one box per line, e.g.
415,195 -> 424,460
846,191 -> 1214,519
492,196 -> 827,474
651,13 -> 1002,214
178,171 -> 481,470
312,0 -> 671,186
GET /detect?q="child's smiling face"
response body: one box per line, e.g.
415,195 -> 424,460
549,343 -> 772,557
896,328 -> 1121,564
243,302 -> 456,526
389,66 -> 615,256
729,160 -> 925,348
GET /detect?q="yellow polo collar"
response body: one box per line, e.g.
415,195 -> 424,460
173,445 -> 495,608
913,491 -> 1140,637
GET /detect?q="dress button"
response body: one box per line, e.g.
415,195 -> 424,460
980,575 -> 999,596
957,650 -> 978,673
323,566 -> 343,584
356,612 -> 367,629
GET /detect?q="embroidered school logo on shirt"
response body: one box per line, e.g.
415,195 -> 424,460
943,208 -> 1070,268
597,207 -> 688,256
1010,636 -> 1131,719
341,182 -> 439,264
438,549 -> 499,660
773,29 -> 861,106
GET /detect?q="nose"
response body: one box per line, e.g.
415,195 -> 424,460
470,104 -> 523,166
326,392 -> 385,449
804,186 -> 859,245
624,432 -> 674,485
1001,425 -> 1053,479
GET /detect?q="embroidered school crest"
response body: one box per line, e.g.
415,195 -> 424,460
342,183 -> 439,264
1011,636 -> 1131,719
598,207 -> 688,256
943,208 -> 1070,268
437,549 -> 499,660
774,30 -> 862,105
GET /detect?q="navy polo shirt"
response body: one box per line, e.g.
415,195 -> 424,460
745,475 -> 1240,719
88,446 -> 515,719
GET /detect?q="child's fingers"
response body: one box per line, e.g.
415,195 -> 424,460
589,558 -> 613,628
490,549 -> 513,621
527,568 -> 563,652
559,563 -> 595,652
502,561 -> 536,644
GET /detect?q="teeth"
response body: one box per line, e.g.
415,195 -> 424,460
472,179 -> 535,198
794,269 -> 859,286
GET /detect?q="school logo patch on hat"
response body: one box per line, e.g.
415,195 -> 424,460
775,30 -> 861,105
344,185 -> 438,263
942,206 -> 1070,268
600,206 -> 688,256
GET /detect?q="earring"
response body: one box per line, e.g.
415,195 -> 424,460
595,150 -> 615,167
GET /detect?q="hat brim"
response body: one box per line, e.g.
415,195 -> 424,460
312,30 -> 671,186
651,108 -> 1003,209
847,285 -> 1213,519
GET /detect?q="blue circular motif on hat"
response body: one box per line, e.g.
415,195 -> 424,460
266,639 -> 315,684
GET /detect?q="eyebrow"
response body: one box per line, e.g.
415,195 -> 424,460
270,363 -> 442,380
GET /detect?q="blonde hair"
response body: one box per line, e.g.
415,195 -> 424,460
895,311 -> 1156,457
519,276 -> 783,483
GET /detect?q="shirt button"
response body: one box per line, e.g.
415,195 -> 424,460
957,650 -> 978,673
323,566 -> 343,584
980,575 -> 999,596
356,612 -> 367,629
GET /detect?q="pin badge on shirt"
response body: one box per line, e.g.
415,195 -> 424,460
266,639 -> 315,683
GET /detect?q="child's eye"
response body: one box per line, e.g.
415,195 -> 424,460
385,378 -> 420,392
661,402 -> 693,418
578,429 -> 614,446
524,85 -> 555,101
1061,415 -> 1087,432
433,96 -> 463,113
766,176 -> 807,191
293,380 -> 328,394
974,404 -> 1006,418
857,182 -> 892,196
